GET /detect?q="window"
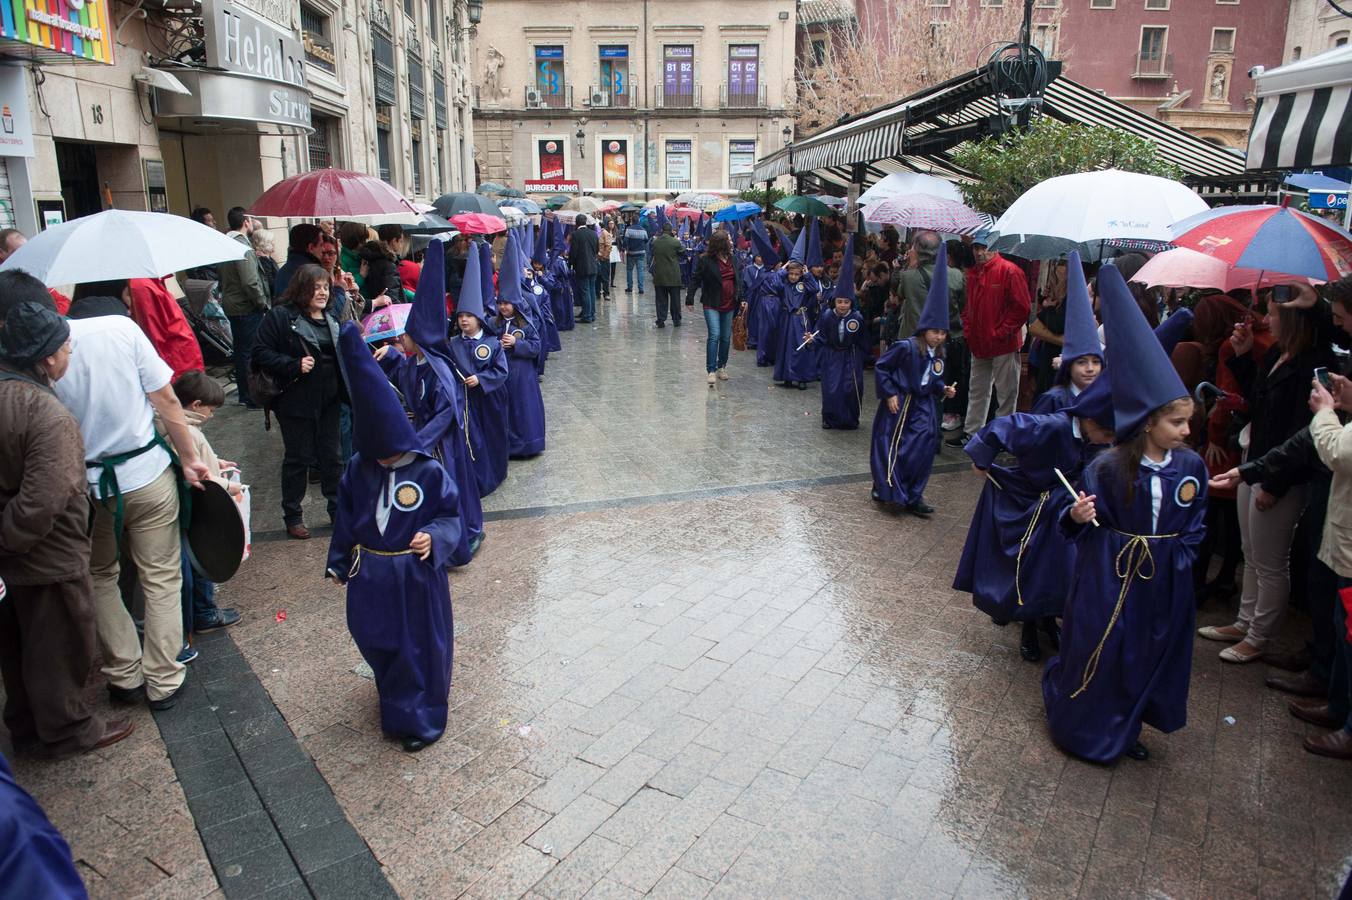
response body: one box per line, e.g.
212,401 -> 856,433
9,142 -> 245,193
375,107 -> 393,182
372,28 -> 396,106
1211,28 -> 1235,54
1035,0 -> 1058,6
534,46 -> 567,108
981,0 -> 1003,6
726,45 -> 760,107
729,140 -> 756,178
1334,31 -> 1350,48
1292,46 -> 1302,61
411,121 -> 423,195
537,138 -> 565,180
810,39 -> 827,66
599,46 -> 630,107
1215,0 -> 1238,4
601,138 -> 628,189
1090,0 -> 1114,8
1137,26 -> 1168,75
427,0 -> 438,45
408,55 -> 426,121
665,140 -> 692,190
662,45 -> 696,107
300,4 -> 336,75
1144,0 -> 1168,8
307,113 -> 336,169
930,0 -> 950,7
403,0 -> 411,18
1034,24 -> 1056,56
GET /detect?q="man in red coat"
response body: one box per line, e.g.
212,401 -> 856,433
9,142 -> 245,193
951,237 -> 1031,445
129,278 -> 204,381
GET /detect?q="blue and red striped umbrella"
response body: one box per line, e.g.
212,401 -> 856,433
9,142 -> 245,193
1168,204 -> 1352,282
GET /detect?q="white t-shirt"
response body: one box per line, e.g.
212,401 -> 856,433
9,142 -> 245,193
56,315 -> 174,498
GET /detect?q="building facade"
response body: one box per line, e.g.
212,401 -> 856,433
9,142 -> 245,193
0,0 -> 475,238
843,0 -> 1289,150
1284,0 -> 1351,65
471,0 -> 796,196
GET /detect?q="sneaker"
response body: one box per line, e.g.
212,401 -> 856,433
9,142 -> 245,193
194,608 -> 242,632
176,643 -> 199,664
942,413 -> 962,432
716,368 -> 729,381
707,372 -> 717,385
944,433 -> 970,449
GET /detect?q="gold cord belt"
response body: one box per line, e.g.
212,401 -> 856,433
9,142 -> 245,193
348,543 -> 419,579
1070,528 -> 1180,698
885,394 -> 912,488
1014,491 -> 1051,607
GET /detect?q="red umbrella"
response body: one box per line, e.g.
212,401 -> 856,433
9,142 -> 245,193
248,169 -> 417,218
668,206 -> 703,221
449,212 -> 507,235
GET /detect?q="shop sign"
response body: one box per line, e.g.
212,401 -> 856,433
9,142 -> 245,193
302,29 -> 336,74
0,66 -> 34,157
537,139 -> 564,180
203,0 -> 306,89
1310,192 -> 1347,211
524,179 -> 579,193
601,138 -> 627,189
153,68 -> 312,133
2,0 -> 114,64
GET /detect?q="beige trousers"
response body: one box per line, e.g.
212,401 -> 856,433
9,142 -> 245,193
90,466 -> 185,700
963,351 -> 1021,438
1234,481 -> 1307,649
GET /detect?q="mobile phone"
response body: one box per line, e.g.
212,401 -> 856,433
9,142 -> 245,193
1315,367 -> 1333,390
1271,284 -> 1293,303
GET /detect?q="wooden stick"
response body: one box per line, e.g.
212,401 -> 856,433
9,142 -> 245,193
984,471 -> 1003,491
1054,467 -> 1099,527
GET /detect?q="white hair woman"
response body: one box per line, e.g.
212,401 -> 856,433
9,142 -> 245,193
250,228 -> 279,304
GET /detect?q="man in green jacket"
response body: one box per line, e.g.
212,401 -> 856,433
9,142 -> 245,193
218,207 -> 271,408
649,224 -> 685,328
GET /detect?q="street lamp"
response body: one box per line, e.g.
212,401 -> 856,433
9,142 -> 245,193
781,125 -> 791,146
575,127 -> 586,158
466,0 -> 483,24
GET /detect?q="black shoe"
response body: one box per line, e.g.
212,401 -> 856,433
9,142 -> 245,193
908,500 -> 935,517
797,383 -> 808,391
1019,621 -> 1042,662
944,433 -> 970,449
625,288 -> 633,293
1124,741 -> 1149,761
1040,618 -> 1061,651
107,683 -> 146,706
401,736 -> 430,753
673,320 -> 682,327
656,321 -> 665,328
468,532 -> 485,557
149,683 -> 185,711
871,488 -> 882,503
308,468 -> 321,485
194,608 -> 242,632
822,422 -> 832,429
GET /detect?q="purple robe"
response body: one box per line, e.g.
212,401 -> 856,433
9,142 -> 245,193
522,276 -> 559,364
1031,383 -> 1078,415
869,337 -> 945,505
773,274 -> 821,384
953,412 -> 1097,623
487,313 -> 547,458
753,268 -> 782,367
742,264 -> 764,348
327,453 -> 460,742
816,308 -> 868,429
448,332 -> 511,497
1043,449 -> 1207,762
548,257 -> 575,331
379,352 -> 484,566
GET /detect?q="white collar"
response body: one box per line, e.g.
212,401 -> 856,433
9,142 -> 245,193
463,328 -> 484,340
1070,384 -> 1082,397
1141,450 -> 1173,472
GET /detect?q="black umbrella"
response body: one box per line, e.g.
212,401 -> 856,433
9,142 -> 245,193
432,192 -> 501,217
401,212 -> 457,235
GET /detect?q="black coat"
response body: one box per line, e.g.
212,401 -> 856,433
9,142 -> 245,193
251,304 -> 348,419
686,253 -> 743,308
568,227 -> 599,276
361,252 -> 403,302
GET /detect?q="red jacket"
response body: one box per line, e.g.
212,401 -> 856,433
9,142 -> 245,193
961,253 -> 1031,359
129,277 -> 204,380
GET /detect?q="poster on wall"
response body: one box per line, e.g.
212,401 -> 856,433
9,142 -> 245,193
665,140 -> 691,190
729,140 -> 756,177
0,67 -> 35,158
663,45 -> 694,101
601,138 -> 628,189
537,139 -> 565,180
727,45 -> 759,101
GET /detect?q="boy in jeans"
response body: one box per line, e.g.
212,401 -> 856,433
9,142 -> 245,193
623,220 -> 649,294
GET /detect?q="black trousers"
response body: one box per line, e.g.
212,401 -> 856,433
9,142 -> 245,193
0,577 -> 103,754
944,337 -> 971,417
654,286 -> 682,324
277,404 -> 342,526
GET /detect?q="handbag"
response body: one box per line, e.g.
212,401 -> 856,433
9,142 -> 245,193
732,308 -> 749,352
246,357 -> 282,430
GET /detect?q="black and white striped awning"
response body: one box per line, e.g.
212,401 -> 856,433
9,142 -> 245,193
752,66 -> 1248,190
1246,45 -> 1352,171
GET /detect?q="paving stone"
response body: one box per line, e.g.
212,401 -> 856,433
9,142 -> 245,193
527,794 -> 619,858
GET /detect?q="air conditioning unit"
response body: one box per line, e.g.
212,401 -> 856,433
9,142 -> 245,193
590,90 -> 610,107
525,88 -> 544,108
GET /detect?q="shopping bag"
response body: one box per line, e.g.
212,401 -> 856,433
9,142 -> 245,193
732,309 -> 749,352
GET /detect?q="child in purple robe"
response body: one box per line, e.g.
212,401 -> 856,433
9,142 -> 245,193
808,235 -> 868,430
327,323 -> 461,753
1032,252 -> 1104,415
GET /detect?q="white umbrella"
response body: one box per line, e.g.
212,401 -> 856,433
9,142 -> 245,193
862,194 -> 990,234
858,172 -> 963,206
498,205 -> 527,225
643,198 -> 670,210
561,196 -> 604,214
673,192 -> 722,210
0,210 -> 248,285
989,169 -> 1207,260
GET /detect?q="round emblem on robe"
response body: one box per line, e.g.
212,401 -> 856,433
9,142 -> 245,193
393,482 -> 423,512
512,329 -> 526,339
932,358 -> 945,376
475,344 -> 491,361
795,282 -> 805,293
845,319 -> 860,333
533,284 -> 544,295
1175,476 -> 1200,507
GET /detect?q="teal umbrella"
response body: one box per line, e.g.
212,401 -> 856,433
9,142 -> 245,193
619,202 -> 642,211
774,195 -> 835,217
544,195 -> 570,210
497,188 -> 525,198
477,182 -> 509,195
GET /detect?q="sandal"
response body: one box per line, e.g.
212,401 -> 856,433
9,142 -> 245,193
1197,624 -> 1246,643
1219,640 -> 1264,664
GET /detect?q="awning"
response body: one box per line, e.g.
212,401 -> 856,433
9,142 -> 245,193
1247,46 -> 1352,171
752,66 -> 1247,189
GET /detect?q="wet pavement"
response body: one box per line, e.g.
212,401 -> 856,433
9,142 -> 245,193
5,291 -> 1352,898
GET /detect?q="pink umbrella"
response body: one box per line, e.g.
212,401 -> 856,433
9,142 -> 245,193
862,193 -> 990,235
668,206 -> 704,221
1130,247 -> 1323,292
449,212 -> 508,235
248,169 -> 418,218
360,303 -> 411,343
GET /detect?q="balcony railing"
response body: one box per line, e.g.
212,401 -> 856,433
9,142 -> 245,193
720,83 -> 767,109
586,86 -> 632,109
1133,51 -> 1172,79
524,84 -> 572,109
654,84 -> 701,109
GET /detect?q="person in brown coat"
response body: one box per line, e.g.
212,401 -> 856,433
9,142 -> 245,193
0,288 -> 134,757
